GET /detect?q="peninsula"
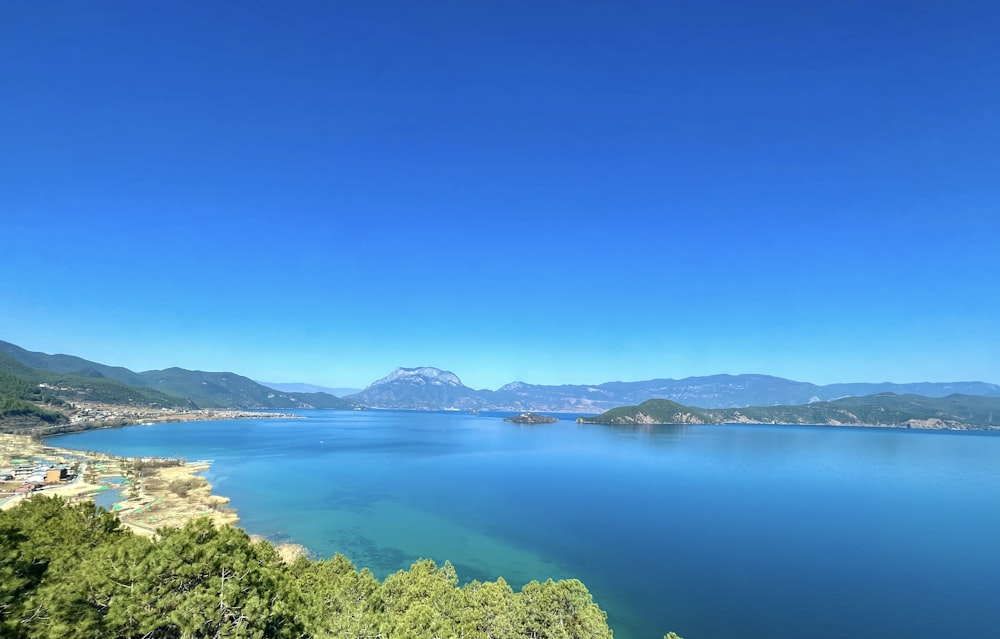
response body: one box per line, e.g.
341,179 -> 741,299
577,394 -> 1000,430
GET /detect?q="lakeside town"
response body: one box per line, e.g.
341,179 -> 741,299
62,401 -> 299,430
0,432 -> 239,536
0,405 -> 302,556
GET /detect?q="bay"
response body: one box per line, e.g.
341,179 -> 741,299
47,410 -> 1000,639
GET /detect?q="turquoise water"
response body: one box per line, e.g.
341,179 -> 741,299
48,411 -> 1000,639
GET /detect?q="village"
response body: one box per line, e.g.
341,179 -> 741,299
0,433 -> 239,536
64,401 -> 299,426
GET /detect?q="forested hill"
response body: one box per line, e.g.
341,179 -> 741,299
0,370 -> 67,428
0,496 -> 653,639
0,352 -> 184,409
578,394 -> 1000,429
0,341 -> 356,411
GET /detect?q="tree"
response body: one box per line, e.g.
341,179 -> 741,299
377,559 -> 465,639
0,498 -> 624,639
516,579 -> 613,639
291,552 -> 381,638
462,577 -> 519,639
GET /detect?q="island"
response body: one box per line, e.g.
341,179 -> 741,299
503,412 -> 558,424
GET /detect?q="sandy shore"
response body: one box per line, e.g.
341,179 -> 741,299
2,418 -> 309,559
0,433 -> 237,535
112,460 -> 239,536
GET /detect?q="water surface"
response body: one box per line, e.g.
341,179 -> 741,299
48,411 -> 1000,639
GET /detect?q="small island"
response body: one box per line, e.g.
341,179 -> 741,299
503,412 -> 558,424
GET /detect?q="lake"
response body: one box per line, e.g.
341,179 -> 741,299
47,411 -> 1000,639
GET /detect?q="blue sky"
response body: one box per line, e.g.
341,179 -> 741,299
1,1 -> 998,390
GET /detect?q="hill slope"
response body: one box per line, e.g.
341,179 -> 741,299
578,394 -> 1000,430
0,352 -> 187,408
0,341 -> 356,411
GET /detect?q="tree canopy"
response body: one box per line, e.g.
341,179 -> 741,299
0,496 -> 674,639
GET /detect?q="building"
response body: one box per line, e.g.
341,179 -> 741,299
45,468 -> 68,484
13,465 -> 36,479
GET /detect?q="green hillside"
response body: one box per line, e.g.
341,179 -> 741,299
287,391 -> 355,409
580,393 -> 1000,429
138,368 -> 355,409
580,399 -> 711,424
0,340 -> 148,386
0,353 -> 188,408
0,342 -> 356,410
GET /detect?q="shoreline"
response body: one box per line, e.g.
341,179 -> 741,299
19,404 -> 301,439
1,433 -> 238,534
0,407 -> 295,538
2,430 -> 309,561
2,407 -> 311,558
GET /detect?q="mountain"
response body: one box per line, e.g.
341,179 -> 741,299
259,381 -> 362,396
495,374 -> 1000,411
344,365 -> 1000,412
5,338 -> 1000,414
138,367 -> 356,410
0,340 -> 357,411
346,367 -> 490,410
0,340 -> 148,386
0,352 -> 187,408
578,394 -> 1000,430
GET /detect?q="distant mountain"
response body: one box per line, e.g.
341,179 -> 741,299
497,374 -> 1000,411
578,394 -> 1000,430
259,381 -> 362,396
346,367 -> 489,410
0,340 -> 357,411
5,338 -> 1000,414
346,367 -> 1000,412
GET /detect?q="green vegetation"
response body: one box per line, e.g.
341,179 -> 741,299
503,413 -> 559,424
579,394 -> 1000,429
0,369 -> 68,427
0,353 -> 187,409
0,344 -> 358,411
580,399 -> 706,425
0,496 -> 649,639
0,370 -> 65,407
0,394 -> 65,423
287,391 -> 355,409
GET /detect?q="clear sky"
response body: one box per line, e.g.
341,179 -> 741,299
1,0 -> 998,390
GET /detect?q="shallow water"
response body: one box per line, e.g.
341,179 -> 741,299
48,411 -> 1000,639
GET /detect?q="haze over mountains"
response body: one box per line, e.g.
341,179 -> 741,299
345,367 -> 1000,412
257,382 -> 362,397
3,340 -> 999,413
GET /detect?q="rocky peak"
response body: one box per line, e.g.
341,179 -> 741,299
369,367 -> 464,388
498,381 -> 529,392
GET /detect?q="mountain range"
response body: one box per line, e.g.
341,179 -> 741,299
0,340 -> 356,411
258,382 -> 362,397
3,339 -> 1000,415
345,366 -> 1000,412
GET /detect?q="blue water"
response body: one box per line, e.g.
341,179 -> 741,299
92,486 -> 123,509
47,411 -> 1000,639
